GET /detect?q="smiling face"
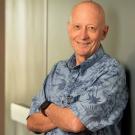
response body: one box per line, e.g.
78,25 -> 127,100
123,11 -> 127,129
68,2 -> 108,64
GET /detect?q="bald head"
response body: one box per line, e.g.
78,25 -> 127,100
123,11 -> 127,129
68,1 -> 109,61
70,0 -> 106,26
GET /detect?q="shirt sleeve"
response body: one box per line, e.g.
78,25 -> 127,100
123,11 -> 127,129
28,63 -> 58,116
70,65 -> 128,132
28,77 -> 48,116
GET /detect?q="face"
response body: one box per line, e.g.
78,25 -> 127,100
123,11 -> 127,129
68,3 -> 108,59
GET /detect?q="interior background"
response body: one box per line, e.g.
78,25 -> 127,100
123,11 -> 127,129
0,0 -> 134,135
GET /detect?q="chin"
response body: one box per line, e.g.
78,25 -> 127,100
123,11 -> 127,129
77,52 -> 91,57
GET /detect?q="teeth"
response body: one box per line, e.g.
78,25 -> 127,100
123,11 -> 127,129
77,41 -> 90,45
78,42 -> 90,45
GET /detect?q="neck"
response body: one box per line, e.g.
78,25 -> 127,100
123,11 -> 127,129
76,55 -> 88,65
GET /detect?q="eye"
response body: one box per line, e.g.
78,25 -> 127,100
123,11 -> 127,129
87,26 -> 96,32
72,24 -> 81,31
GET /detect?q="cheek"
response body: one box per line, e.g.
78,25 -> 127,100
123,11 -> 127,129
68,32 -> 74,41
70,32 -> 77,39
69,30 -> 80,40
90,33 -> 102,41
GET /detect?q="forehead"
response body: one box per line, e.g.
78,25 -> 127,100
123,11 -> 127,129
71,3 -> 105,25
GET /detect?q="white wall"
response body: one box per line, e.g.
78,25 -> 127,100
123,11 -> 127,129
5,0 -> 135,135
6,0 -> 46,135
95,0 -> 135,134
5,0 -> 80,135
47,0 -> 81,71
48,1 -> 135,134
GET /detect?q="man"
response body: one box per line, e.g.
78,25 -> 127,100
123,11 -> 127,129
27,1 -> 128,135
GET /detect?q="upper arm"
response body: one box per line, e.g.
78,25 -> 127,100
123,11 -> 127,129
29,86 -> 46,115
29,63 -> 59,116
70,65 -> 128,132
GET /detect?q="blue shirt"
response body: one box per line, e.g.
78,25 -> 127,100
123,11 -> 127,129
29,46 -> 128,135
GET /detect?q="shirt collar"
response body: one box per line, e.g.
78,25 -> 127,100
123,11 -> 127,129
67,45 -> 105,72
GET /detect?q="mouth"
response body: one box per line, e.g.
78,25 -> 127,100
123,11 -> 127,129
77,41 -> 91,46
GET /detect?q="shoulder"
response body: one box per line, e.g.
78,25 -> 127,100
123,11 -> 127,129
100,54 -> 125,72
47,60 -> 67,76
91,54 -> 126,80
101,55 -> 126,84
52,60 -> 67,71
55,60 -> 67,68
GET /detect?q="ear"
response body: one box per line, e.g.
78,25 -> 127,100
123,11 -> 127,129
101,25 -> 109,40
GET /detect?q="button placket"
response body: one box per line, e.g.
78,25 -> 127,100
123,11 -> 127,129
62,69 -> 80,106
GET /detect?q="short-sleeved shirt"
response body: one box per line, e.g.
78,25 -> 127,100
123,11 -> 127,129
29,46 -> 128,135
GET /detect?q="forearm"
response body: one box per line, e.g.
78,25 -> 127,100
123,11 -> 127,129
45,103 -> 85,133
27,112 -> 56,133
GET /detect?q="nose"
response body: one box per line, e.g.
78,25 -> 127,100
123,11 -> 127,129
80,27 -> 89,40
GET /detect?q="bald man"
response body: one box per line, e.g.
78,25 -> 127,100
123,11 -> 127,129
27,1 -> 128,135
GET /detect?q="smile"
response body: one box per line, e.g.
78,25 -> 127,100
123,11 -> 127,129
77,41 -> 91,46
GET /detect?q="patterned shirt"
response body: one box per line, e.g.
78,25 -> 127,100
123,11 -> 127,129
29,46 -> 128,135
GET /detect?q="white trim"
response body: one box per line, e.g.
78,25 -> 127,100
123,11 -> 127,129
10,103 -> 29,125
